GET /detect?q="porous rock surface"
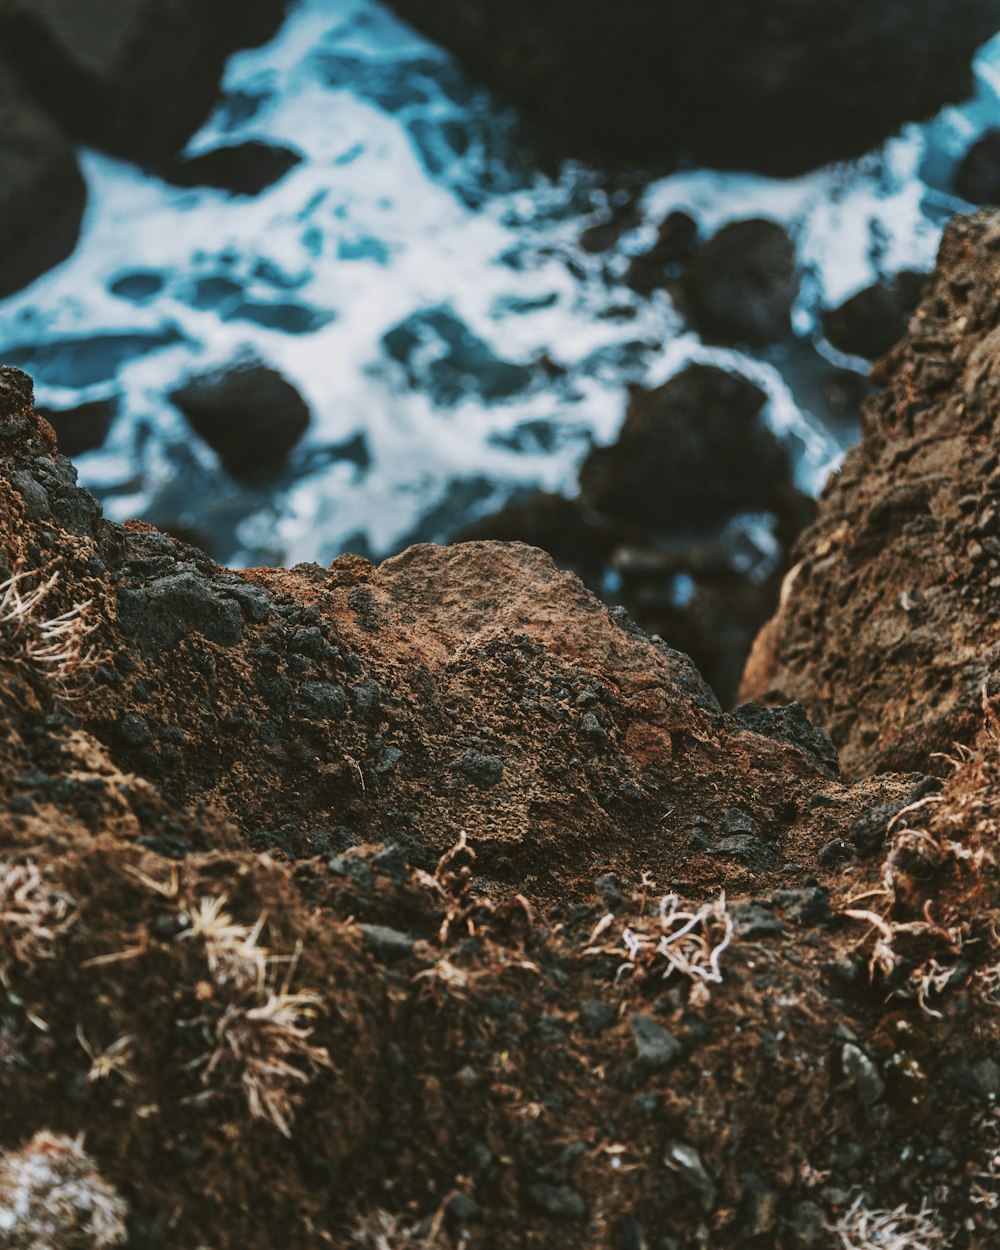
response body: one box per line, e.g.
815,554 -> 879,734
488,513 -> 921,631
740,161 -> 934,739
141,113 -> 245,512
384,0 -> 1000,173
743,208 -> 1000,780
1,226 -> 1000,1250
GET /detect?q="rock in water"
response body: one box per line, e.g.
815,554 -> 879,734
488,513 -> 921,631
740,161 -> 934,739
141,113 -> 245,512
382,0 -> 1000,174
578,365 -> 788,529
0,66 -> 85,298
0,0 -> 288,162
159,141 -> 302,196
677,219 -> 797,348
170,362 -> 311,480
954,129 -> 1000,204
821,272 -> 928,361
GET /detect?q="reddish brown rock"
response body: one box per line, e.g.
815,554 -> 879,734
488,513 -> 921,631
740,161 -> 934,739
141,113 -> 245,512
743,209 -> 1000,779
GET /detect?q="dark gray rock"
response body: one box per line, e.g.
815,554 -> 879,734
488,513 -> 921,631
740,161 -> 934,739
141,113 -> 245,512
170,363 -> 311,480
450,749 -> 504,789
358,924 -> 415,963
678,219 -> 796,347
117,571 -> 244,649
630,1015 -> 682,1070
159,141 -> 301,195
525,1184 -> 585,1220
732,702 -> 839,777
294,681 -> 347,722
955,129 -> 1000,204
821,272 -> 927,360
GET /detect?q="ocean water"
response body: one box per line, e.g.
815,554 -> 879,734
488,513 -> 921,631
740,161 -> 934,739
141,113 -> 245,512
1,0 -> 998,568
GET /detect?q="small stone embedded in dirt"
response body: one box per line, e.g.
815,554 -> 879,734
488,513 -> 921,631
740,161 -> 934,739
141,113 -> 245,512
170,362 -> 311,480
678,219 -> 797,347
577,1000 -> 618,1036
841,1043 -> 886,1105
732,702 -> 839,776
117,570 -> 245,649
664,1141 -> 717,1209
118,713 -> 153,748
525,1183 -> 586,1220
818,837 -> 855,868
630,1015 -> 683,1070
594,873 -> 625,910
294,680 -> 347,722
730,901 -> 785,939
450,748 -> 504,789
358,924 -> 415,963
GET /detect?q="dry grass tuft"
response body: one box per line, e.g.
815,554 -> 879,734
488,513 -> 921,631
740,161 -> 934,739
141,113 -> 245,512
0,566 -> 98,692
829,1196 -> 945,1250
606,892 -> 734,1005
0,1130 -> 127,1249
0,859 -> 78,986
180,896 -> 331,1135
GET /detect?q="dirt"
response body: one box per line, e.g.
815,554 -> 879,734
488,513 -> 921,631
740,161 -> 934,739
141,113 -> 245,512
1,198 -> 1000,1248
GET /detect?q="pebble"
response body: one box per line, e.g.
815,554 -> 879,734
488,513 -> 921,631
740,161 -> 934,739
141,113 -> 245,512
630,1015 -> 682,1069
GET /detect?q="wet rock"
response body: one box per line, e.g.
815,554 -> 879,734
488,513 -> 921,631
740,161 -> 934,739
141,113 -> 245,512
625,211 -> 698,296
159,141 -> 301,196
579,365 -> 786,531
821,272 -> 927,360
0,72 -> 85,298
382,0 -> 1000,175
0,0 -> 288,162
955,129 -> 1000,204
678,219 -> 796,347
38,397 -> 117,459
170,363 -> 311,480
630,1015 -> 682,1069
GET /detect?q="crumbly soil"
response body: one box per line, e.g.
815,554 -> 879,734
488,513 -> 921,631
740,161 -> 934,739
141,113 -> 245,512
1,207 -> 1000,1248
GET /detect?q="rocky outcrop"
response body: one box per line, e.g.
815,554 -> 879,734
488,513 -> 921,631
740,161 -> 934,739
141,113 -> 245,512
0,0 -> 289,296
3,297 -> 1000,1247
0,62 -> 85,297
743,209 -> 1000,779
384,0 -> 1000,173
0,0 -> 288,163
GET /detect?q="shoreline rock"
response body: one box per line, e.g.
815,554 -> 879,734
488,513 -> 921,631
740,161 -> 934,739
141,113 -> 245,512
384,0 -> 1000,174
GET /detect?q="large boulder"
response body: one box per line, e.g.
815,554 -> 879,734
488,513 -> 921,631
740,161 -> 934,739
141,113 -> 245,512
578,364 -> 790,529
743,208 -> 1000,778
384,0 -> 1000,173
0,65 -> 85,297
0,0 -> 288,163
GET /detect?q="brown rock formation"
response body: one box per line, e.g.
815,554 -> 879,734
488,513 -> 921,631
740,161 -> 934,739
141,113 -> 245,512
742,209 -> 1000,780
2,188 -> 1000,1250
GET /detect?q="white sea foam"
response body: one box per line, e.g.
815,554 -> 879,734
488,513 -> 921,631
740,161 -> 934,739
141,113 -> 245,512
0,0 -> 997,567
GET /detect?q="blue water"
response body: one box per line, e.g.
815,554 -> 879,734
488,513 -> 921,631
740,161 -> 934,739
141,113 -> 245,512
1,0 -> 998,568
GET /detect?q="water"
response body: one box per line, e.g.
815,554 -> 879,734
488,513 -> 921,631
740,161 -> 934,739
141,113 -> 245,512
1,0 -> 998,568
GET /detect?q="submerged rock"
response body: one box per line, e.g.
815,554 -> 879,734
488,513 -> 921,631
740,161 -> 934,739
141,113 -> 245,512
382,0 -> 1000,174
170,362 -> 311,480
160,141 -> 302,196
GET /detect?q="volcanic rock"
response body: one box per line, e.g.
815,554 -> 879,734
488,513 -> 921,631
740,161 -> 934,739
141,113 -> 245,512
383,0 -> 1000,174
677,219 -> 797,348
743,208 -> 1000,777
821,272 -> 928,361
170,362 -> 311,480
954,128 -> 1000,204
